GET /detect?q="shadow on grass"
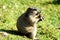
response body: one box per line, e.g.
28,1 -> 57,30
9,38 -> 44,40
0,29 -> 31,38
42,0 -> 60,5
0,29 -> 25,36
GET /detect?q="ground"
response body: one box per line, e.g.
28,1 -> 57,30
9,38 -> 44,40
0,0 -> 60,40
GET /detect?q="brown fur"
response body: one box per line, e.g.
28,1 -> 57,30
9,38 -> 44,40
16,7 -> 43,40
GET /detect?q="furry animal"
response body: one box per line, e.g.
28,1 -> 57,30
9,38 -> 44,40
16,7 -> 43,40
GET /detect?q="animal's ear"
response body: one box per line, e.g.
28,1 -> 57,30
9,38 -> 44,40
24,8 -> 30,17
24,7 -> 33,17
26,7 -> 37,13
26,7 -> 33,13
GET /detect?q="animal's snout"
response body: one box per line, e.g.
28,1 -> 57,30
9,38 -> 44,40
40,16 -> 44,21
38,15 -> 44,21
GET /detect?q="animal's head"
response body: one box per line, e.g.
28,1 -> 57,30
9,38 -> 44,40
25,7 -> 43,23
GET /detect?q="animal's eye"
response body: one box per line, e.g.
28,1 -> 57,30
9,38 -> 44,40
36,13 -> 39,15
33,9 -> 37,11
37,15 -> 41,18
35,11 -> 41,15
38,15 -> 41,18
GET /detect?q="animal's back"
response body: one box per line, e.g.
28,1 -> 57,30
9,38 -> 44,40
16,14 -> 33,34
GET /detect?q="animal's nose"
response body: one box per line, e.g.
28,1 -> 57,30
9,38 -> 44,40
38,16 -> 44,21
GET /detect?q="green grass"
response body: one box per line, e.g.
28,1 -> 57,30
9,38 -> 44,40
0,0 -> 60,40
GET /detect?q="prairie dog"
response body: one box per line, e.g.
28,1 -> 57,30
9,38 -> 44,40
16,7 -> 43,40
